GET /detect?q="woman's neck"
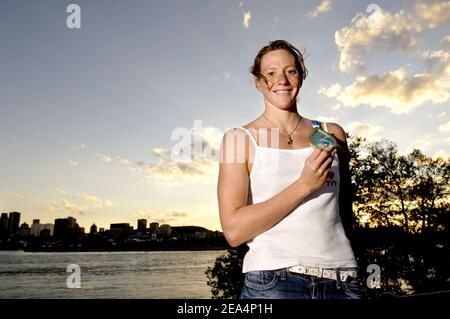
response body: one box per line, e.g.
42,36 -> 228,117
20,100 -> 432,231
262,105 -> 302,132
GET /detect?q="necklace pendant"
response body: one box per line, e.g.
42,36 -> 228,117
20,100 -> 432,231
288,136 -> 293,144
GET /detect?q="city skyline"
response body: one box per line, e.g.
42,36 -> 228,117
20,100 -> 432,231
1,1 -> 449,232
1,210 -> 217,234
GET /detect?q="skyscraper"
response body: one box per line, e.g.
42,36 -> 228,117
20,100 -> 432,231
0,213 -> 8,239
90,223 -> 98,235
67,216 -> 77,229
53,218 -> 70,240
7,212 -> 20,238
137,219 -> 147,234
149,222 -> 159,235
31,219 -> 41,237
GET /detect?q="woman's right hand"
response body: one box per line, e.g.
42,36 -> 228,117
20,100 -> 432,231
298,146 -> 336,194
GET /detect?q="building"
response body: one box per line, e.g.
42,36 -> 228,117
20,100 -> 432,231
72,223 -> 85,238
40,228 -> 51,238
149,222 -> 159,235
42,223 -> 54,236
18,222 -> 30,238
54,218 -> 69,239
67,216 -> 77,229
7,212 -> 21,238
109,223 -> 131,239
171,226 -> 212,240
54,217 -> 76,240
30,220 -> 54,237
137,219 -> 147,234
90,224 -> 98,235
0,213 -> 8,239
31,219 -> 41,237
158,224 -> 172,238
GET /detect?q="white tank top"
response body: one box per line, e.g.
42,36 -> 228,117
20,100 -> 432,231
238,123 -> 357,273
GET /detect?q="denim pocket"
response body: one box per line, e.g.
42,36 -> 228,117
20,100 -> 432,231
342,277 -> 362,299
244,270 -> 280,291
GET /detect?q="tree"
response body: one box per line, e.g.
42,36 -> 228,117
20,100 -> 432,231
205,246 -> 247,299
349,137 -> 450,234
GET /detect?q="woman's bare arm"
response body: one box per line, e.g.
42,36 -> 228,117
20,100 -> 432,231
217,128 -> 335,247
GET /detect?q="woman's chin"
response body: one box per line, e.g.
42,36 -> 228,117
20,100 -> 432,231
271,101 -> 296,110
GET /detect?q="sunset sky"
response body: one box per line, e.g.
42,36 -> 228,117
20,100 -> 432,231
1,0 -> 449,232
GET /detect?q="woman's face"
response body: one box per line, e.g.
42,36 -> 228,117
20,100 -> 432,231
256,49 -> 301,110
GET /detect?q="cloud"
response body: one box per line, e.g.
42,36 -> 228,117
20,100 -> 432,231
169,210 -> 189,218
320,54 -> 450,114
224,72 -> 231,80
415,1 -> 450,29
152,147 -> 169,157
346,121 -> 384,141
95,153 -> 112,162
439,121 -> 450,132
68,160 -> 78,166
441,35 -> 450,49
437,111 -> 447,118
319,83 -> 342,97
316,116 -> 339,123
50,191 -> 113,215
135,125 -> 223,184
335,8 -> 418,73
243,11 -> 251,29
114,155 -> 132,165
68,144 -> 87,151
92,126 -> 222,185
137,160 -> 217,185
85,195 -> 113,208
62,199 -> 88,216
306,0 -> 332,18
132,209 -> 156,220
95,152 -> 134,168
335,1 -> 450,73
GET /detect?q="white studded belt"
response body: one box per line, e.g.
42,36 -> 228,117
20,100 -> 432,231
288,265 -> 358,281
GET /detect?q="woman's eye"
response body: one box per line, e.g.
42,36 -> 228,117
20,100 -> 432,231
287,70 -> 298,75
266,72 -> 275,77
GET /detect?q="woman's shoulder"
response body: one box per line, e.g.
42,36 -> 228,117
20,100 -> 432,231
223,118 -> 262,139
324,122 -> 348,141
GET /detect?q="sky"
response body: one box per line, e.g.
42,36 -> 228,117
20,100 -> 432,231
0,0 -> 449,232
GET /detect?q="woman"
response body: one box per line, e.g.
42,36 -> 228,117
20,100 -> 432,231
217,40 -> 361,299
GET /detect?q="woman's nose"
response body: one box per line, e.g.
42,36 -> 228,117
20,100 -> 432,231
275,73 -> 289,84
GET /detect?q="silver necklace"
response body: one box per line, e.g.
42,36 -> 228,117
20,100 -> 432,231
262,113 -> 302,145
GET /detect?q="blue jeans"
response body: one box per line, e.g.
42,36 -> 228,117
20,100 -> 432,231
240,267 -> 362,299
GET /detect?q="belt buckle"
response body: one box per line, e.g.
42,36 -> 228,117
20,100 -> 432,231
340,270 -> 357,282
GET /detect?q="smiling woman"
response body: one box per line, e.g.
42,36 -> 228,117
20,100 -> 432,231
217,40 -> 361,299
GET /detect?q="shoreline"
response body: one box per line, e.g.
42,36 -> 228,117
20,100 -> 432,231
0,246 -> 230,253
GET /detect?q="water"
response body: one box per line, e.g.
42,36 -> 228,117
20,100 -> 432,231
0,250 -> 227,298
